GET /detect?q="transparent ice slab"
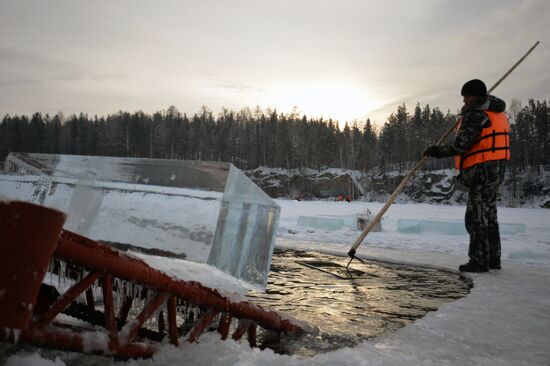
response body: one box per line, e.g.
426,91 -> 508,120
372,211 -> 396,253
1,153 -> 227,261
298,216 -> 345,231
319,215 -> 358,229
207,166 -> 280,289
298,214 -> 364,231
397,219 -> 526,235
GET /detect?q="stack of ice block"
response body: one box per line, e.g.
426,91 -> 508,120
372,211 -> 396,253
397,219 -> 525,235
297,214 -> 360,231
298,216 -> 344,230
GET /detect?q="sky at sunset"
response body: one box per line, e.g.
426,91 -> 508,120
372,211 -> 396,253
1,0 -> 549,126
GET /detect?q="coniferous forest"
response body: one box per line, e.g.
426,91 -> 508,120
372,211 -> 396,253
1,99 -> 549,173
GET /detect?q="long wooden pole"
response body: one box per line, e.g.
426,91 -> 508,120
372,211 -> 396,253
346,41 -> 540,266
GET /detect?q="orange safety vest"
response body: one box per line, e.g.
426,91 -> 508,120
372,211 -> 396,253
455,111 -> 511,170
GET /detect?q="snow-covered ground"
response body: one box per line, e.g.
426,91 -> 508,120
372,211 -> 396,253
276,200 -> 550,267
4,200 -> 550,365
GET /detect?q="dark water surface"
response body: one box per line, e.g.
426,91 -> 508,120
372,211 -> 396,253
246,249 -> 471,356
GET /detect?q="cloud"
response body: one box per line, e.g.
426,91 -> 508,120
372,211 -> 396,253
0,77 -> 40,87
217,82 -> 265,93
0,47 -> 87,84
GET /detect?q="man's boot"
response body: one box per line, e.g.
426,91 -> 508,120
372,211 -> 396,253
458,261 -> 489,273
489,260 -> 501,270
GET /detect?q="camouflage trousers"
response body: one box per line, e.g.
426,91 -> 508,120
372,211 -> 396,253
460,161 -> 506,266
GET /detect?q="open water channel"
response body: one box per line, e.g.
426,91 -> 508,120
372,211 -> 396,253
247,249 -> 472,356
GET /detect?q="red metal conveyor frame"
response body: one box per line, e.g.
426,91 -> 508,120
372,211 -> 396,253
0,200 -> 314,359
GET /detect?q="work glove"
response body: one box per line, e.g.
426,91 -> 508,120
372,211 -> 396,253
422,144 -> 447,158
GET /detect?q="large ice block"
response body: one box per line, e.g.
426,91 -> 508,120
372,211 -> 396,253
207,165 -> 280,288
397,219 -> 525,235
298,216 -> 345,230
499,223 -> 527,235
1,153 -> 226,262
320,214 -> 358,229
2,153 -> 280,289
298,214 -> 377,231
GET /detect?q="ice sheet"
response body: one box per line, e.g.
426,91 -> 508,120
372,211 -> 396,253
397,219 -> 526,235
297,215 -> 345,230
298,214 -> 377,231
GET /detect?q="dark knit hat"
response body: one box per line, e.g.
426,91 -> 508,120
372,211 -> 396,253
461,79 -> 487,97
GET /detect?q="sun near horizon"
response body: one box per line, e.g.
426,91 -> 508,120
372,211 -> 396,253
258,80 -> 383,126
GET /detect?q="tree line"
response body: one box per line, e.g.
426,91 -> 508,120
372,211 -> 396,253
1,99 -> 548,172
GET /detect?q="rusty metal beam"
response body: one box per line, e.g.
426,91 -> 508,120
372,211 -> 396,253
120,292 -> 168,345
167,296 -> 179,346
232,319 -> 253,341
247,322 -> 257,347
118,296 -> 133,322
187,309 -> 219,343
39,271 -> 102,325
56,231 -> 307,335
102,273 -> 118,342
0,326 -> 156,359
218,313 -> 232,340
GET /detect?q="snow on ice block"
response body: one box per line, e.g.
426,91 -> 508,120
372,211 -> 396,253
397,219 -> 525,235
297,216 -> 345,231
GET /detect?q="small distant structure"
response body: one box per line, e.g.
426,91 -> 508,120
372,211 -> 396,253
357,209 -> 382,232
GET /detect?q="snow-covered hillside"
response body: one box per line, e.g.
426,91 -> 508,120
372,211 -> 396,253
247,166 -> 550,208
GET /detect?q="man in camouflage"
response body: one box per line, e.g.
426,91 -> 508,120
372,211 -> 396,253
423,79 -> 508,273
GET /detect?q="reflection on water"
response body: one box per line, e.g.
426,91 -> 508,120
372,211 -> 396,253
247,249 -> 471,356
